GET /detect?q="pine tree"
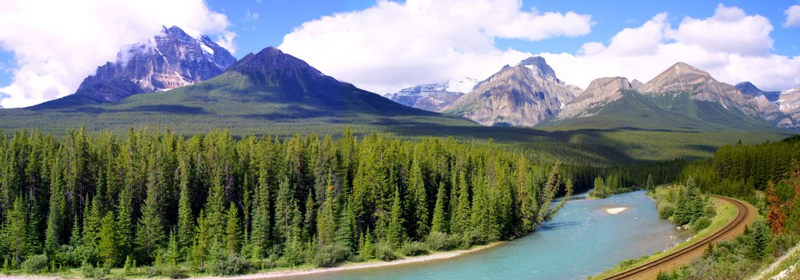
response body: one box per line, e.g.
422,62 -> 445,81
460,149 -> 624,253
98,211 -> 117,266
191,211 -> 209,271
5,196 -> 27,265
249,171 -> 272,259
317,186 -> 337,246
334,201 -> 355,251
646,174 -> 655,191
44,156 -> 67,254
451,171 -> 471,235
225,203 -> 240,255
115,186 -> 134,260
431,182 -> 448,233
359,229 -> 374,259
136,169 -> 165,263
386,188 -> 405,248
165,231 -> 180,266
407,158 -> 429,239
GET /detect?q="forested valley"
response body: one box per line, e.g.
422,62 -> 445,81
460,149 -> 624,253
0,127 -> 574,277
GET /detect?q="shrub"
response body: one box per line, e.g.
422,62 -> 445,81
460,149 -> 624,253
426,232 -> 459,251
658,203 -> 675,219
693,217 -> 712,232
21,254 -> 48,273
313,244 -> 351,267
461,230 -> 487,248
401,242 -> 429,256
375,243 -> 399,261
703,205 -> 717,218
209,254 -> 253,276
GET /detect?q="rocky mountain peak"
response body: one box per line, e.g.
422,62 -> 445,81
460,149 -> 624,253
48,25 -> 237,105
735,81 -> 780,102
557,77 -> 632,120
518,56 -> 557,81
442,56 -> 580,127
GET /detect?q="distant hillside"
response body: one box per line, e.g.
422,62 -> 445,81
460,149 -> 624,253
545,63 -> 784,132
0,47 -> 475,136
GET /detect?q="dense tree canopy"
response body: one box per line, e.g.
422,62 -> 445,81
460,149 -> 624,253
0,127 -> 571,274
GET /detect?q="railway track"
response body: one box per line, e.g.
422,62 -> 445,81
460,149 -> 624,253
603,195 -> 749,280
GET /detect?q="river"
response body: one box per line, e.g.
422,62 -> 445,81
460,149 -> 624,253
285,190 -> 690,280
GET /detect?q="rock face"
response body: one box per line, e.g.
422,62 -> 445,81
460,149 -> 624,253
443,56 -> 580,127
38,26 -> 235,106
778,83 -> 800,128
557,77 -> 632,119
638,62 -> 761,117
735,82 -> 780,102
385,79 -> 476,112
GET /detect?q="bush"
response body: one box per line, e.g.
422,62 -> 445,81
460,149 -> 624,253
401,242 -> 429,256
209,254 -> 253,276
658,203 -> 675,219
21,254 -> 48,273
375,243 -> 399,261
704,205 -> 717,218
461,230 -> 487,248
693,217 -> 712,232
313,244 -> 351,267
426,232 -> 459,251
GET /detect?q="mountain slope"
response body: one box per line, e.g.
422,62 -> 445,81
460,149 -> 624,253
0,47 -> 474,135
443,56 -> 580,127
778,83 -> 800,128
544,63 -> 779,131
735,82 -> 780,102
33,26 -> 236,108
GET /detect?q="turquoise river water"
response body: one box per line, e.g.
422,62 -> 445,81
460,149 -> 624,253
283,190 -> 690,280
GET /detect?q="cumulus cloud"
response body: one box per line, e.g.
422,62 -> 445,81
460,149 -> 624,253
786,5 -> 800,27
0,0 -> 234,108
541,4 -> 800,91
278,0 -> 592,94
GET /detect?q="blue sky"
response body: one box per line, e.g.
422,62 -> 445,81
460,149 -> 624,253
207,0 -> 800,59
1,0 -> 800,107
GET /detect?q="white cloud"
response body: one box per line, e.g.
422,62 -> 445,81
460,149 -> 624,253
278,0 -> 592,94
540,4 -> 800,91
0,0 -> 234,108
786,5 -> 800,27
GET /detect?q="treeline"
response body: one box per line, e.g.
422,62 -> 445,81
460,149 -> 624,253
0,128 -> 571,276
662,136 -> 800,279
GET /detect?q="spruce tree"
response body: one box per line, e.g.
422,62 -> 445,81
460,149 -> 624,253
407,158 -> 429,239
115,186 -> 134,260
5,196 -> 27,265
98,211 -> 117,266
225,203 -> 240,255
431,182 -> 448,233
136,169 -> 165,263
386,188 -> 405,248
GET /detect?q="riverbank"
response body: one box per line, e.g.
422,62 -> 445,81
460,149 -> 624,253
589,193 -> 740,280
0,242 -> 506,280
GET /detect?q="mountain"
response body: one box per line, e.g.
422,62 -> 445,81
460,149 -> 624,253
442,56 -> 580,127
33,25 -> 236,108
543,63 -> 779,131
778,83 -> 800,128
0,47 -> 474,135
557,77 -> 632,120
385,78 -> 477,112
735,82 -> 780,102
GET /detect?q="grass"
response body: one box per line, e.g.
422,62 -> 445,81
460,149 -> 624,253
588,191 -> 738,280
755,243 -> 800,280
